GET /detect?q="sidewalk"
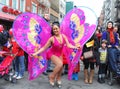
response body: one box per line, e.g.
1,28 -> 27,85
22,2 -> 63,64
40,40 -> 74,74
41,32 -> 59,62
0,62 -> 119,89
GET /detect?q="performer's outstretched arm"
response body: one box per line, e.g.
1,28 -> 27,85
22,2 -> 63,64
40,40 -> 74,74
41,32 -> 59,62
62,34 -> 80,49
32,37 -> 53,56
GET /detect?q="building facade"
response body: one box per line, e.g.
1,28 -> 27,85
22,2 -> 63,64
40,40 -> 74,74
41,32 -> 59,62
59,0 -> 66,23
0,0 -> 50,30
100,0 -> 120,34
0,0 -> 22,30
97,10 -> 105,31
29,0 -> 50,16
114,0 -> 120,34
49,0 -> 59,23
102,0 -> 117,27
49,0 -> 66,23
115,0 -> 120,23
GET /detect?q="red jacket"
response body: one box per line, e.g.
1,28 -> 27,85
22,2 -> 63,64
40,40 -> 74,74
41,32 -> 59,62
11,39 -> 24,56
2,46 -> 10,52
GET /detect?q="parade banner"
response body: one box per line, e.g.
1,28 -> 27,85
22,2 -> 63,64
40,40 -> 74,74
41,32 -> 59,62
12,12 -> 51,80
61,7 -> 97,80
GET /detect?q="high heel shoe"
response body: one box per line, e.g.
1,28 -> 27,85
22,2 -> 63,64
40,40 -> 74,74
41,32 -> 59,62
56,81 -> 62,88
48,75 -> 55,87
49,81 -> 55,87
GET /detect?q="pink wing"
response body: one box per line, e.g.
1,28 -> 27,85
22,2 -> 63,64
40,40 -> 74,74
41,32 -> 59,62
61,7 -> 97,80
13,12 -> 51,80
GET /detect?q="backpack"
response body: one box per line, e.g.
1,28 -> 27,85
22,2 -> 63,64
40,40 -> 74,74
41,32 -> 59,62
0,30 -> 9,46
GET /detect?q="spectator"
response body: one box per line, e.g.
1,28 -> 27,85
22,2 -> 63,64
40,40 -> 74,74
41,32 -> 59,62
98,40 -> 108,84
82,35 -> 99,84
9,29 -> 25,79
114,25 -> 120,45
102,21 -> 119,76
95,26 -> 102,43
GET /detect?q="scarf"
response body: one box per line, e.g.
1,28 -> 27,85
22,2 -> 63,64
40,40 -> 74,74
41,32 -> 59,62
108,28 -> 115,44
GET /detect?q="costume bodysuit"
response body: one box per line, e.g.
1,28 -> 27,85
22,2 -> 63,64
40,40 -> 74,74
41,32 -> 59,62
47,35 -> 65,59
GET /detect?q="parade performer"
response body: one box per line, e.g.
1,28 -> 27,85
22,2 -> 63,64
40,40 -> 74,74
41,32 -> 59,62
12,7 -> 97,83
31,21 -> 80,87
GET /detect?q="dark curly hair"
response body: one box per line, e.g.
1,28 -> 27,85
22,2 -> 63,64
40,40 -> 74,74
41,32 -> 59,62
51,21 -> 60,36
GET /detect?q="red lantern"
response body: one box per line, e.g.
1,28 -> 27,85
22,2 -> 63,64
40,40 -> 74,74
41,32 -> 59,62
2,6 -> 8,12
14,10 -> 19,15
9,8 -> 14,14
2,6 -> 21,16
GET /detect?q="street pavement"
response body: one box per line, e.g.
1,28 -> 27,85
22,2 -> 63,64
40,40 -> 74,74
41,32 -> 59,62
0,63 -> 120,89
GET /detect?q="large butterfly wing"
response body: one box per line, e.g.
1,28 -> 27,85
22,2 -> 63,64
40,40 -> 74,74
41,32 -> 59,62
12,12 -> 51,80
61,7 -> 97,80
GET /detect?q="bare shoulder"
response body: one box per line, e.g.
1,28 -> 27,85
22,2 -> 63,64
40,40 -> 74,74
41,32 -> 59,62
49,36 -> 54,42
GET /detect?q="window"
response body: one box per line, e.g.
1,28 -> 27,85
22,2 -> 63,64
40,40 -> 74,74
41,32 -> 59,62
38,8 -> 42,16
0,0 -> 9,5
32,2 -> 37,13
12,0 -> 18,9
50,14 -> 58,22
20,0 -> 25,12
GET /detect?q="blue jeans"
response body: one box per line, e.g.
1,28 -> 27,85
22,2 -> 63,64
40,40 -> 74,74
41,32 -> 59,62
15,56 -> 25,76
98,63 -> 106,74
108,48 -> 118,72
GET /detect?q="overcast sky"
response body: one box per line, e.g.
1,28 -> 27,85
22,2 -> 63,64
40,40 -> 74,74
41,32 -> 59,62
66,0 -> 105,17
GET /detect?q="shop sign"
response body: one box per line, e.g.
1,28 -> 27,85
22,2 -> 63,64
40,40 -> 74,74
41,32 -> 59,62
2,6 -> 22,16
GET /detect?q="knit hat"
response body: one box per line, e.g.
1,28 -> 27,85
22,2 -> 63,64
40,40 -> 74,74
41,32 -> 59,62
101,40 -> 107,44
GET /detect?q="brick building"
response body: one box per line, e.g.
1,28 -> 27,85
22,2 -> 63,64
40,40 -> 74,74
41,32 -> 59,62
0,0 -> 50,30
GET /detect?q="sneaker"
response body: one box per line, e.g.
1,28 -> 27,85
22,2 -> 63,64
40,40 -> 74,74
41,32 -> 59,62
16,75 -> 23,80
13,74 -> 17,78
56,81 -> 62,88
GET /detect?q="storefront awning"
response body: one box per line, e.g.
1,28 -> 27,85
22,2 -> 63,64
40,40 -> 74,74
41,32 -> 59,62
0,12 -> 16,21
